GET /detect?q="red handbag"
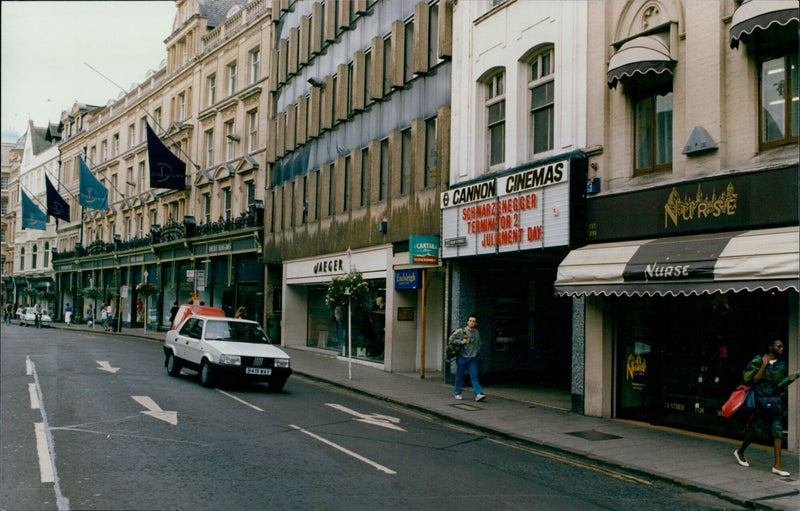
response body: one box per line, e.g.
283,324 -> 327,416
721,385 -> 753,418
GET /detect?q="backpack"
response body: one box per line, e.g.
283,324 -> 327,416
446,327 -> 467,360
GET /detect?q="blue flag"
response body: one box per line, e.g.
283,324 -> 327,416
146,122 -> 186,191
21,190 -> 47,230
78,156 -> 108,211
46,176 -> 70,222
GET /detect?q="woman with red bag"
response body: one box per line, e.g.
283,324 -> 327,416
733,339 -> 796,476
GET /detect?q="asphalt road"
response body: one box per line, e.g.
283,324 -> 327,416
1,324 -> 743,511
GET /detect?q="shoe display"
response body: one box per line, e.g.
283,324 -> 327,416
734,449 -> 749,467
454,394 -> 462,400
475,393 -> 486,402
772,467 -> 790,476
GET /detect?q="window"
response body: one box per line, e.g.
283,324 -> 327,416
486,71 -> 506,167
113,133 -> 119,156
225,120 -> 235,160
101,140 -> 108,162
400,128 -> 411,194
343,156 -> 351,211
138,161 -> 146,192
379,138 -> 389,200
360,147 -> 369,207
1,177 -> 8,190
224,188 -> 232,220
203,193 -> 211,223
248,110 -> 258,152
634,92 -> 673,174
205,129 -> 214,167
228,62 -> 237,96
137,214 -> 144,238
32,245 -> 37,269
178,92 -> 186,120
404,20 -> 414,83
383,37 -> 392,95
140,116 -> 148,142
129,123 -> 136,147
425,117 -> 437,188
111,175 -> 118,202
44,242 -> 50,266
90,146 -> 97,164
246,181 -> 256,208
428,4 -> 440,69
250,48 -> 260,84
1,200 -> 6,215
529,48 -> 554,156
19,247 -> 24,271
127,167 -> 134,197
150,209 -> 157,227
760,52 -> 798,149
207,74 -> 216,106
154,108 -> 162,133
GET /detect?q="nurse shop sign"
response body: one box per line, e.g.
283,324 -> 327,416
440,159 -> 571,258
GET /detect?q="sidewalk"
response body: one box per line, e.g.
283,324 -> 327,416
58,322 -> 799,510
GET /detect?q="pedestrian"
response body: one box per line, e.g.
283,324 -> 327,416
4,303 -> 12,325
235,306 -> 246,319
168,301 -> 179,325
64,303 -> 73,325
86,305 -> 94,327
100,303 -> 107,331
103,303 -> 112,331
734,339 -> 797,476
34,301 -> 42,328
448,315 -> 486,402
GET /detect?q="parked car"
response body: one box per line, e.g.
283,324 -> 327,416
170,304 -> 226,330
19,307 -> 52,327
164,315 -> 292,392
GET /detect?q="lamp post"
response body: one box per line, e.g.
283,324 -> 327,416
345,287 -> 352,380
143,271 -> 149,333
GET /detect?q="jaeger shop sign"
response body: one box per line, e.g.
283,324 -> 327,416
440,159 -> 572,258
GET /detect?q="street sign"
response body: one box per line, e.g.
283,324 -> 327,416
121,285 -> 129,298
197,270 -> 206,291
186,270 -> 195,282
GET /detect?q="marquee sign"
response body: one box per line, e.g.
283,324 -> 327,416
440,159 -> 574,258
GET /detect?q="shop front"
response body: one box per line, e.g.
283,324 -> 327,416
441,154 -> 587,394
555,166 -> 799,448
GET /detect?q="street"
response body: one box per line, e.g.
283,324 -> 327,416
1,324 -> 742,511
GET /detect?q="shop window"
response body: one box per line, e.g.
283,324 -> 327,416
527,46 -> 555,156
485,70 -> 506,168
634,91 -> 673,174
759,52 -> 799,150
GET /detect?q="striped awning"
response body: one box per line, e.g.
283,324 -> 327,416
607,32 -> 675,89
554,226 -> 798,297
730,0 -> 799,49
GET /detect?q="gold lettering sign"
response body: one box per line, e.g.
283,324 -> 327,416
626,354 -> 647,380
664,183 -> 738,228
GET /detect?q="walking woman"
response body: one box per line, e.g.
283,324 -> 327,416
734,339 -> 797,476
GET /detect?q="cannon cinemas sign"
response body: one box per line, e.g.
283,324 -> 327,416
440,159 -> 571,258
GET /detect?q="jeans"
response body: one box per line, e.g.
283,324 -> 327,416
454,356 -> 483,396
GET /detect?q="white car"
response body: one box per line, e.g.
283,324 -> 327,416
19,307 -> 52,327
163,315 -> 292,392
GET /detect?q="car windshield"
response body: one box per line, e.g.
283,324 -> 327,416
204,320 -> 270,344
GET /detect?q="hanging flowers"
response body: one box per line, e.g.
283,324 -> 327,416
136,282 -> 158,298
82,287 -> 104,302
325,269 -> 372,313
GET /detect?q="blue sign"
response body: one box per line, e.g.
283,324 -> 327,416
395,269 -> 421,289
409,235 -> 439,265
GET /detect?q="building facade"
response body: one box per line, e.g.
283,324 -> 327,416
555,0 -> 799,448
442,1 -> 589,395
50,0 -> 273,329
1,140 -> 22,306
265,0 -> 452,372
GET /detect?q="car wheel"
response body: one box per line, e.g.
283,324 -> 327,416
166,353 -> 182,376
199,360 -> 215,387
268,379 -> 286,393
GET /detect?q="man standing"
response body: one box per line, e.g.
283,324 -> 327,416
449,315 -> 486,402
34,301 -> 42,328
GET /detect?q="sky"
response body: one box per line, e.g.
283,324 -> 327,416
1,1 -> 176,143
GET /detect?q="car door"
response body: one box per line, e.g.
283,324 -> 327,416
182,318 -> 206,365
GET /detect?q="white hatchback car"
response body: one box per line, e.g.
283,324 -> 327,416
164,315 -> 292,392
19,307 -> 52,327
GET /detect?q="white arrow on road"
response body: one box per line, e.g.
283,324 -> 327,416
325,403 -> 406,431
132,396 -> 178,425
96,360 -> 120,373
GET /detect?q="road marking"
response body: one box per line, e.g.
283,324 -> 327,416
95,361 -> 120,373
26,358 -> 33,375
29,383 -> 40,409
131,396 -> 178,425
289,424 -> 396,475
26,357 -> 70,510
487,438 -> 652,486
215,389 -> 265,412
325,403 -> 406,431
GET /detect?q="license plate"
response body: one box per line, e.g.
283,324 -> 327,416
246,367 -> 271,375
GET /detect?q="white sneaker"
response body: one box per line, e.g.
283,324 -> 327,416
475,393 -> 486,402
454,394 -> 463,400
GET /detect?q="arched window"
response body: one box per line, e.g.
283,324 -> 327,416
526,46 -> 555,157
32,244 -> 38,269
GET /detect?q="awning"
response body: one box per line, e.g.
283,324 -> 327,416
607,32 -> 675,89
555,226 -> 798,297
730,0 -> 799,49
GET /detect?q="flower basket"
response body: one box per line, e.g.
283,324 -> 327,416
83,287 -> 103,301
136,282 -> 158,298
325,269 -> 372,314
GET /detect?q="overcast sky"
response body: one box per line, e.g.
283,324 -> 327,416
1,1 -> 176,143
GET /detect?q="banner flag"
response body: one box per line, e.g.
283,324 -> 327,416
78,156 -> 108,211
146,122 -> 186,190
21,190 -> 47,230
45,176 -> 71,222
